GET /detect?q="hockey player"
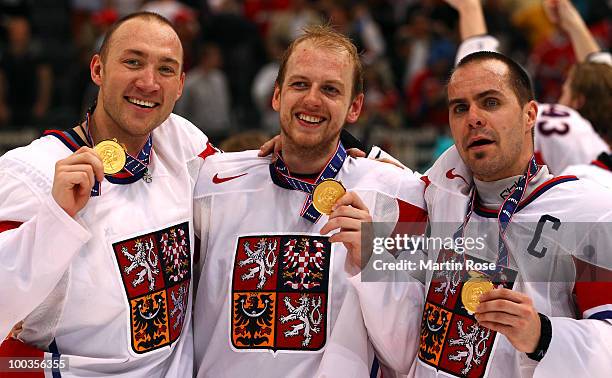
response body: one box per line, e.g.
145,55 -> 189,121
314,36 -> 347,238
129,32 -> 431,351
448,0 -> 610,174
559,62 -> 612,188
0,13 -> 209,377
190,25 -> 427,377
350,50 -> 612,377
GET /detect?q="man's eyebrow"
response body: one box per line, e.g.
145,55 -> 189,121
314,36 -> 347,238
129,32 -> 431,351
474,89 -> 503,100
286,75 -> 345,88
448,89 -> 504,106
160,57 -> 181,66
122,49 -> 180,66
123,49 -> 146,57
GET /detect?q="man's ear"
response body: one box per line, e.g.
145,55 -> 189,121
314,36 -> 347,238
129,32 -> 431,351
90,54 -> 103,86
176,71 -> 185,100
346,93 -> 364,124
272,85 -> 281,112
574,93 -> 586,110
524,100 -> 538,131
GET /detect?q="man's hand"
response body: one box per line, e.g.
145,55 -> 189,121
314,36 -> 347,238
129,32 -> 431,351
52,147 -> 104,217
319,192 -> 372,269
542,0 -> 599,61
475,288 -> 541,353
543,0 -> 582,32
258,135 -> 281,157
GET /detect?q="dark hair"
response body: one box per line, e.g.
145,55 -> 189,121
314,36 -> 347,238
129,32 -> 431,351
569,62 -> 611,142
98,12 -> 180,65
455,51 -> 535,106
275,24 -> 364,99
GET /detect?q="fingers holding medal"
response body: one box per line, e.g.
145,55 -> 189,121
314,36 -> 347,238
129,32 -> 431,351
318,181 -> 373,269
93,139 -> 126,175
52,146 -> 105,217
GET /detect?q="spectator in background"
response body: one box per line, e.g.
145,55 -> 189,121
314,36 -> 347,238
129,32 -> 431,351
0,16 -> 52,128
139,1 -> 199,70
325,1 -> 386,66
219,130 -> 271,152
200,0 -> 267,129
268,0 -> 321,43
405,38 -> 455,128
112,0 -> 145,17
141,0 -> 191,21
175,42 -> 231,143
252,35 -> 290,134
358,63 -> 401,135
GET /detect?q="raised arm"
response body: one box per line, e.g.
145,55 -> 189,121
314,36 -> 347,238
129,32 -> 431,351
445,0 -> 500,65
542,0 -> 601,62
444,0 -> 487,39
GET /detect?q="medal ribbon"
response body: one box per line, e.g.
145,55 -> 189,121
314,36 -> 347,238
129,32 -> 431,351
454,156 -> 540,274
83,111 -> 153,196
269,142 -> 347,223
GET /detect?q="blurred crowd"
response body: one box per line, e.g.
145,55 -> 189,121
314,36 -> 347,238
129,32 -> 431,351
0,0 -> 610,167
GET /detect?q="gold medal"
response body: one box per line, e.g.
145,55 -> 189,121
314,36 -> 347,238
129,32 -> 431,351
94,139 -> 127,175
312,179 -> 346,215
461,274 -> 494,313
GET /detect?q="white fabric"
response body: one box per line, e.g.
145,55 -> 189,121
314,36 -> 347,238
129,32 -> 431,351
191,151 -> 426,378
586,52 -> 612,66
534,103 -> 610,174
561,164 -> 612,189
455,35 -> 500,66
0,114 -> 208,377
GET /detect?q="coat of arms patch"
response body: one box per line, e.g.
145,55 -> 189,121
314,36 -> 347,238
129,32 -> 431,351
113,222 -> 191,354
231,235 -> 331,352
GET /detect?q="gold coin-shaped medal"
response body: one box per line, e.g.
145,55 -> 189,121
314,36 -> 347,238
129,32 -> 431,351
312,179 -> 346,215
461,278 -> 494,313
94,139 -> 126,175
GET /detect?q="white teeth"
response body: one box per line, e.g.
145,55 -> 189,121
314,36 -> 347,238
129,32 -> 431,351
298,113 -> 323,123
128,97 -> 156,108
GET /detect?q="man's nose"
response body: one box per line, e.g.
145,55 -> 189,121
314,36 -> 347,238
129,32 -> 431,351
303,86 -> 322,109
467,106 -> 485,129
135,66 -> 161,92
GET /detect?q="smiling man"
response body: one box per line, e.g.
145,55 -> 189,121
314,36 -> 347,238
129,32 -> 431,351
191,25 -> 427,377
0,12 -> 210,377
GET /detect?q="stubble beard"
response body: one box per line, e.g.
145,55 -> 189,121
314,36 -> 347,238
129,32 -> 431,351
281,123 -> 338,163
102,95 -> 158,140
468,141 -> 523,181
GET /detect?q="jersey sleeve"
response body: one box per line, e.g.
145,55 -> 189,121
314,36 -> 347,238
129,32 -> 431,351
535,212 -> 612,377
341,170 -> 427,374
346,266 -> 425,374
455,35 -> 500,66
0,159 -> 91,337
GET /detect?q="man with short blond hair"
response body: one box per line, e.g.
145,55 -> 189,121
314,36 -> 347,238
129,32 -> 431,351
191,25 -> 427,377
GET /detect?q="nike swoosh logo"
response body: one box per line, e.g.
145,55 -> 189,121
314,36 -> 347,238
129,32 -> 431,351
212,172 -> 248,184
446,168 -> 468,185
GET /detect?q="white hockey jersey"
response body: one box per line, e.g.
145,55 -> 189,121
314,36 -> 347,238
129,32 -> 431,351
455,35 -> 611,175
534,103 -> 610,174
358,146 -> 612,378
191,150 -> 427,378
0,114 -> 208,377
561,153 -> 612,190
